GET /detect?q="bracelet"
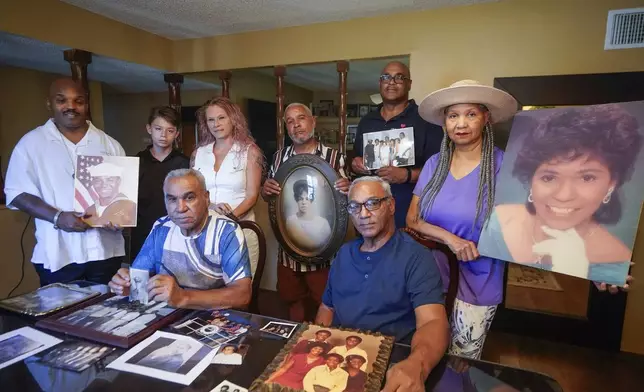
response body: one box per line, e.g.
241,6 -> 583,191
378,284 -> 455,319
405,167 -> 412,184
52,210 -> 63,230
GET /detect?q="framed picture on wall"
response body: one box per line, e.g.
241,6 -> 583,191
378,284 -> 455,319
268,155 -> 349,265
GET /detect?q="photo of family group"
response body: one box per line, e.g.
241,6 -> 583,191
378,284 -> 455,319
0,283 -> 98,316
39,340 -> 115,372
171,310 -> 250,349
478,101 -> 644,286
362,127 -> 415,170
55,296 -> 177,338
264,326 -> 383,392
107,331 -> 215,385
260,321 -> 298,339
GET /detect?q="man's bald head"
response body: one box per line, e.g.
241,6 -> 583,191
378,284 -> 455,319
47,77 -> 89,132
379,61 -> 411,104
382,61 -> 410,78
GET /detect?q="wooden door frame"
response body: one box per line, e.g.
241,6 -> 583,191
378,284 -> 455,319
490,71 -> 644,351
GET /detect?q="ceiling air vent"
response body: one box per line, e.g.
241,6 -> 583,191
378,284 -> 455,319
605,7 -> 644,50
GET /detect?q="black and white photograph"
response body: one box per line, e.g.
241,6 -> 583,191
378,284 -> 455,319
212,344 -> 249,365
171,310 -> 251,349
39,340 -> 115,372
0,327 -> 61,370
74,155 -> 139,227
107,331 -> 216,385
56,295 -> 177,338
129,268 -> 150,305
211,380 -> 248,392
260,321 -> 298,339
347,125 -> 358,145
362,126 -> 415,170
281,170 -> 335,254
0,283 -> 99,317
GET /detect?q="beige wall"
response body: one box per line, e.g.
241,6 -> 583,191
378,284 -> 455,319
0,65 -> 104,298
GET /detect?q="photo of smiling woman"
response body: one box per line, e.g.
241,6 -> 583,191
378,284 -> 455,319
284,177 -> 333,253
478,102 -> 644,285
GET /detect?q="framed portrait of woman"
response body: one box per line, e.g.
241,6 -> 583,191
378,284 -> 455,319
269,154 -> 349,265
478,101 -> 644,287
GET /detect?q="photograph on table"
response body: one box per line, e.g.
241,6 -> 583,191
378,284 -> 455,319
269,154 -> 350,266
74,155 -> 139,227
212,344 -> 249,365
212,380 -> 248,392
362,126 -> 415,170
170,310 -> 251,349
39,340 -> 115,372
36,295 -> 184,348
0,283 -> 100,317
260,321 -> 298,339
107,331 -> 216,385
257,324 -> 394,392
0,327 -> 61,370
478,101 -> 644,286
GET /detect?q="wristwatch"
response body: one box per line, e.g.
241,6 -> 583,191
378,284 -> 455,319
405,168 -> 412,184
53,210 -> 63,230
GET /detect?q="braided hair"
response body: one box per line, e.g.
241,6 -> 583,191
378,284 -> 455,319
416,106 -> 497,234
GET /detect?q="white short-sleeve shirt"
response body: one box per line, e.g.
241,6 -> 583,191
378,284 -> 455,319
4,119 -> 127,272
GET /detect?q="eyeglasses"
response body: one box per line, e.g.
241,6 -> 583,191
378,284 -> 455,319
379,74 -> 410,84
347,197 -> 390,215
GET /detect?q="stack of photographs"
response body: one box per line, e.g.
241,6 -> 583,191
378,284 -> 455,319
170,310 -> 251,349
0,327 -> 61,370
38,340 -> 115,372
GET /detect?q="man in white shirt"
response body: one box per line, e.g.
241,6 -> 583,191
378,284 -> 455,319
4,78 -> 126,286
328,336 -> 368,371
303,353 -> 348,392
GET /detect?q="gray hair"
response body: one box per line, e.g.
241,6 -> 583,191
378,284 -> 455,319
164,168 -> 207,192
348,176 -> 392,198
284,102 -> 313,120
416,113 -> 496,233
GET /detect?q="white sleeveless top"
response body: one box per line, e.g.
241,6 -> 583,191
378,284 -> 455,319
193,142 -> 255,221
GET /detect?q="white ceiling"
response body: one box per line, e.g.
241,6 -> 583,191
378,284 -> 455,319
60,0 -> 496,40
251,56 -> 410,92
0,32 -> 219,93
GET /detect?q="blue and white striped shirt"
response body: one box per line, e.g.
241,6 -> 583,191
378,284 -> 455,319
132,210 -> 251,290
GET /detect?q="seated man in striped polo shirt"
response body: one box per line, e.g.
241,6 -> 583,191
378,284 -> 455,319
108,168 -> 251,309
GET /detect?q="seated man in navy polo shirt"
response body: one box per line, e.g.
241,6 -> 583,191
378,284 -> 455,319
316,176 -> 448,392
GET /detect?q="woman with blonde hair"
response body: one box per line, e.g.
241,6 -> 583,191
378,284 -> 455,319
192,97 -> 264,273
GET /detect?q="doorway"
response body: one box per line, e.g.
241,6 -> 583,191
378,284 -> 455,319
490,71 -> 644,351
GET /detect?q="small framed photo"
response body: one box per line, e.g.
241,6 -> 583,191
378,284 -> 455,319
74,155 -> 140,227
260,321 -> 298,339
362,126 -> 415,170
0,283 -> 100,317
212,343 -> 249,365
358,104 -> 371,117
346,104 -> 358,118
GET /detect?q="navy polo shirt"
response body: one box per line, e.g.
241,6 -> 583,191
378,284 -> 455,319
353,100 -> 443,228
322,231 -> 444,343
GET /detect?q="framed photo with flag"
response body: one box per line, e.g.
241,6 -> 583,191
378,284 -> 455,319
74,155 -> 140,227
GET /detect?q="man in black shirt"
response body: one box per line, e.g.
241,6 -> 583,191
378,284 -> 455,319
351,61 -> 443,228
131,106 -> 189,258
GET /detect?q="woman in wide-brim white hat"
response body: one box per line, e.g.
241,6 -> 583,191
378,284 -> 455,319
406,79 -> 518,359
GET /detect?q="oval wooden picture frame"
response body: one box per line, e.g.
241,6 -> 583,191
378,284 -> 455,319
268,154 -> 348,265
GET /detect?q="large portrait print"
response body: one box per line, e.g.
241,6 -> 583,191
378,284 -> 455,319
74,155 -> 139,227
478,101 -> 644,286
269,154 -> 349,265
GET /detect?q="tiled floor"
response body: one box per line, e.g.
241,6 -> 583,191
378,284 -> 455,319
257,289 -> 644,392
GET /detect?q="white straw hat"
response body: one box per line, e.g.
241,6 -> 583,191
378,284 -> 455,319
418,79 -> 518,125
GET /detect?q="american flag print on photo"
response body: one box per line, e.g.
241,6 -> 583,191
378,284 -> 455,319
75,155 -> 104,211
73,155 -> 140,227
